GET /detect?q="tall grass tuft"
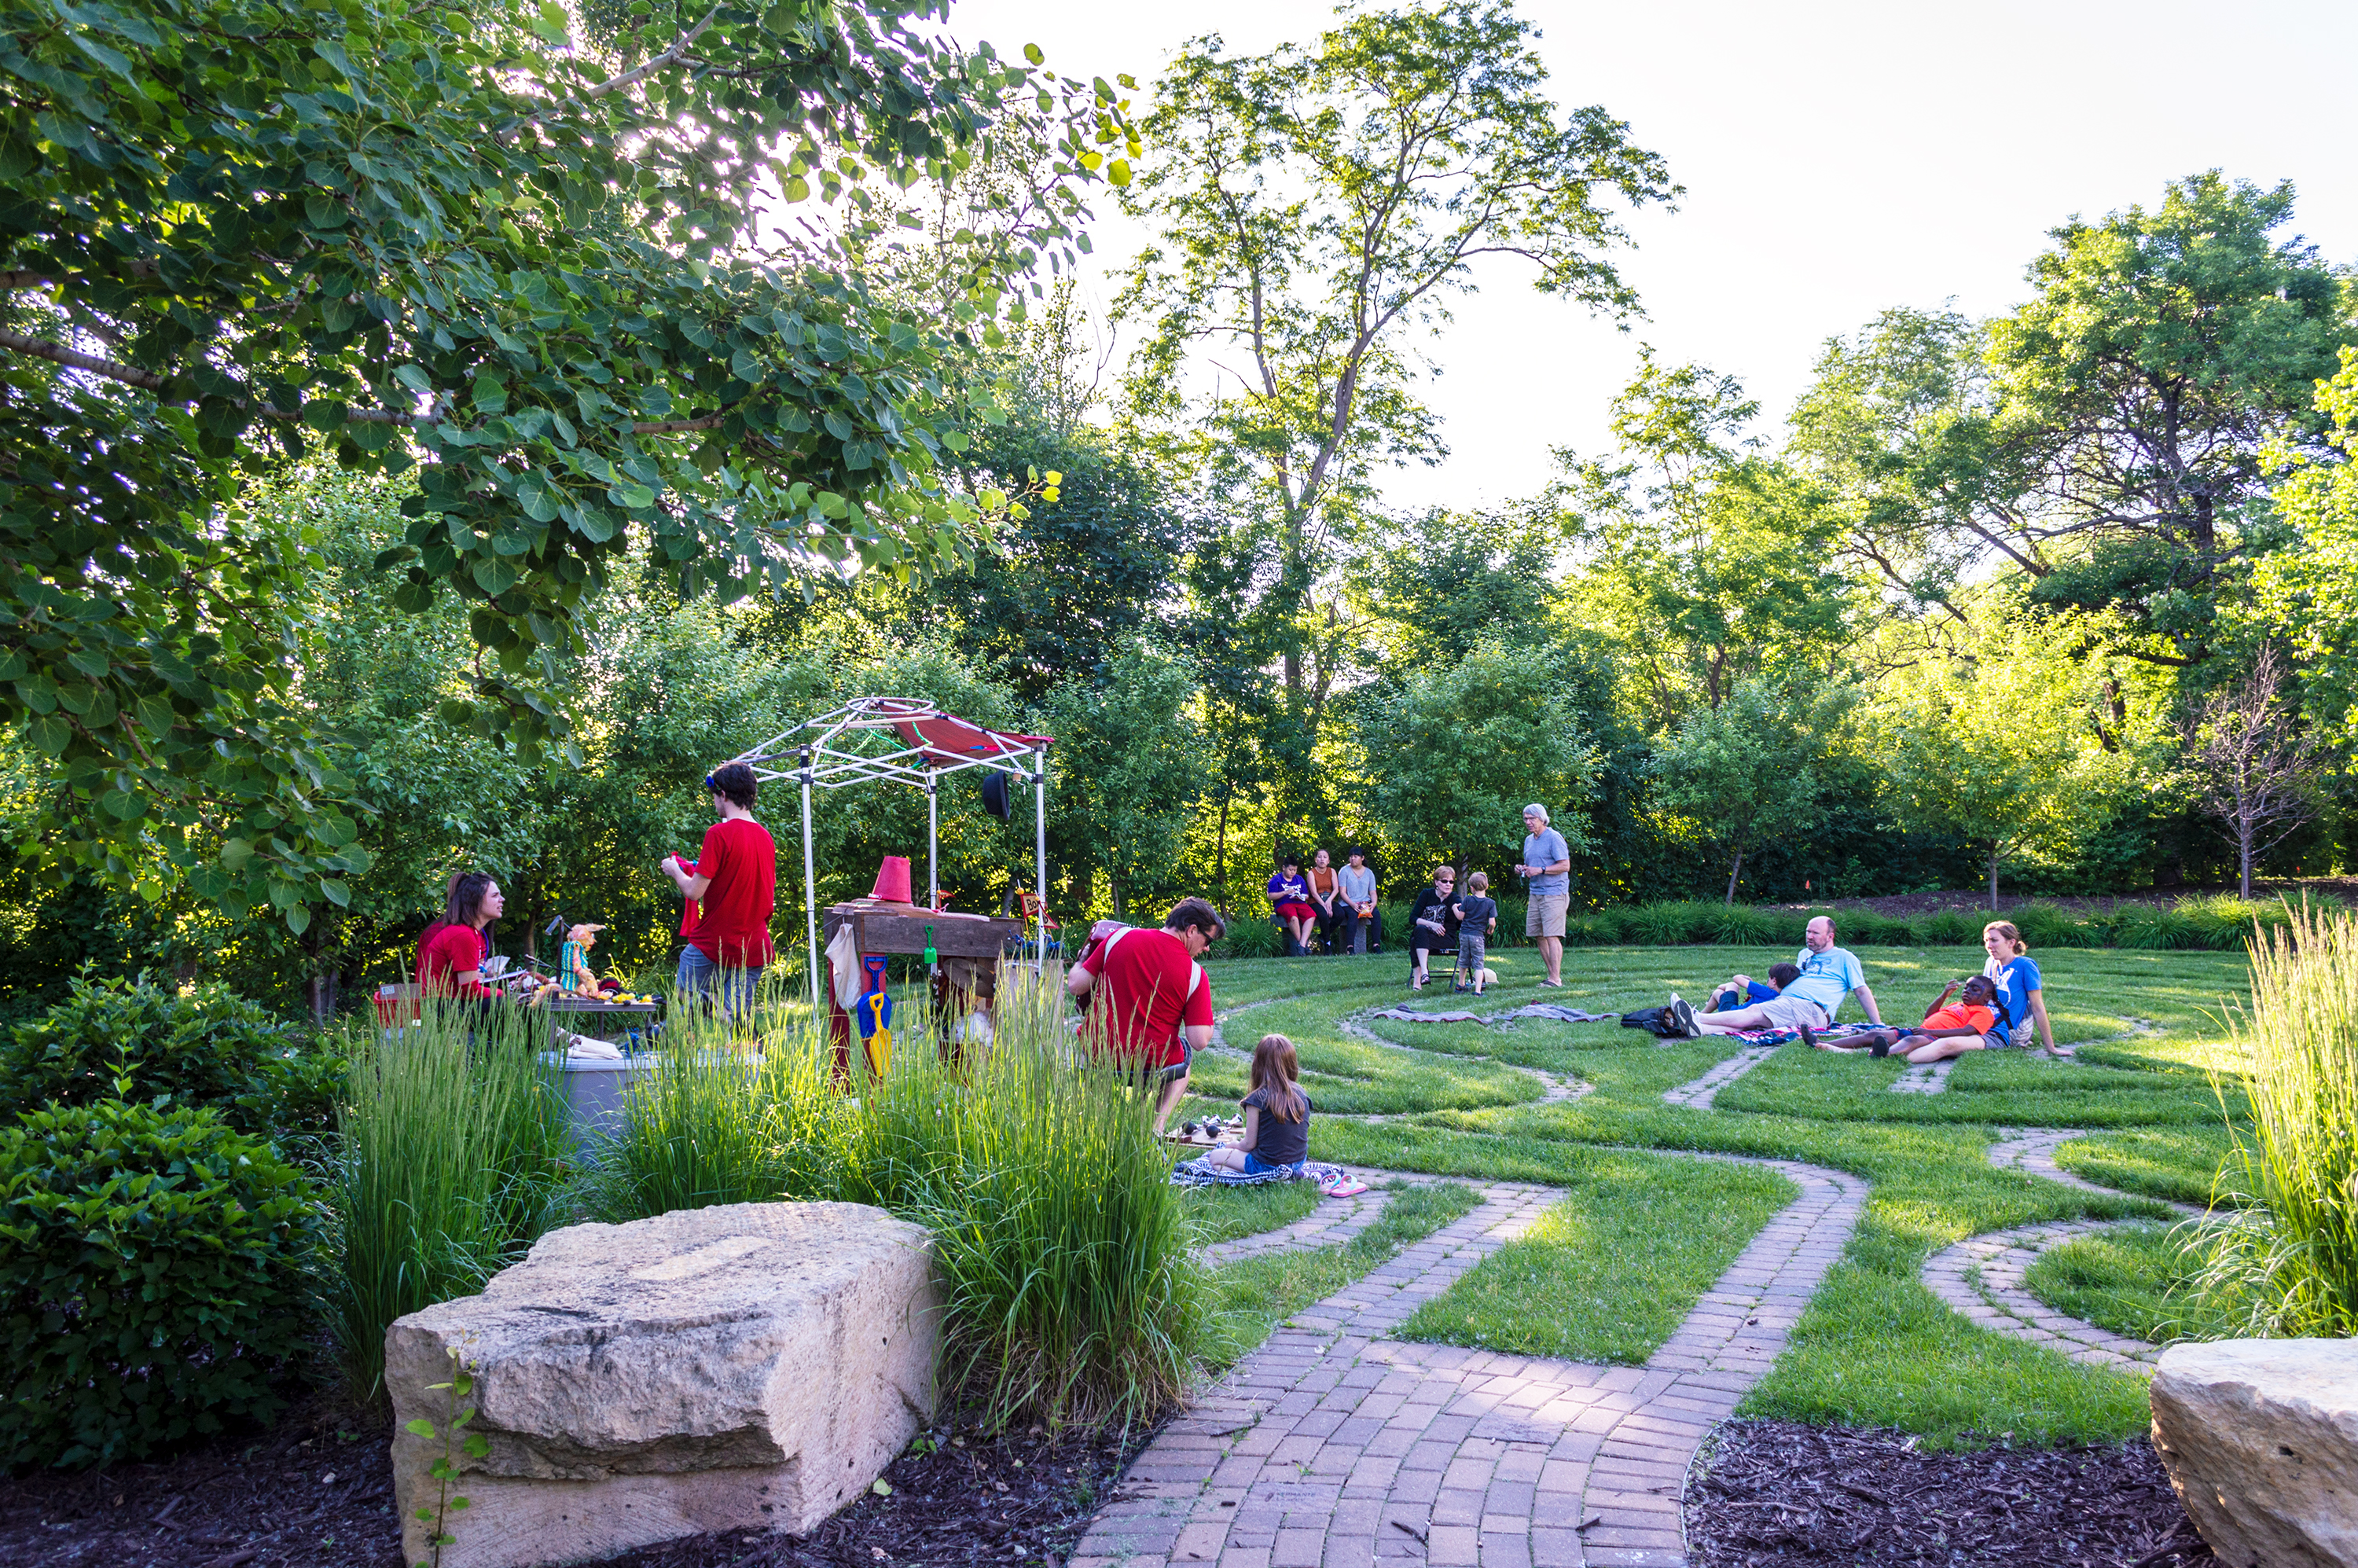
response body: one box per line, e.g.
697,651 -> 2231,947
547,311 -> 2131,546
579,960 -> 1203,1434
2193,901 -> 2358,1336
328,1002 -> 571,1401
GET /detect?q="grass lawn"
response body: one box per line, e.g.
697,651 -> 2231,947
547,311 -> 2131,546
1183,941 -> 2253,1449
2023,1221 -> 2246,1345
1180,1179 -> 1322,1244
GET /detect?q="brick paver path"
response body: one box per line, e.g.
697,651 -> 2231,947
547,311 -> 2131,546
1915,1129 -> 2209,1371
1073,1155 -> 1867,1568
1888,1057 -> 1955,1095
1658,1045 -> 1776,1111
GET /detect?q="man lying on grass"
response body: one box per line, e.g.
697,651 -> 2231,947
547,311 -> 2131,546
1667,916 -> 1883,1038
1806,974 -> 2001,1062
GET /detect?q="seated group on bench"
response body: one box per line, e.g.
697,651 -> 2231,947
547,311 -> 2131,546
1266,847 -> 1383,956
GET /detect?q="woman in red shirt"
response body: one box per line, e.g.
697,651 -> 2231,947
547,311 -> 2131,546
417,872 -> 505,1001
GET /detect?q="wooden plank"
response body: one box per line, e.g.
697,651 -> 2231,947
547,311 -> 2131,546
857,913 -> 1018,957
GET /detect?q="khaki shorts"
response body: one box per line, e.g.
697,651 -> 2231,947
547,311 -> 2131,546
1525,893 -> 1568,938
1755,996 -> 1831,1032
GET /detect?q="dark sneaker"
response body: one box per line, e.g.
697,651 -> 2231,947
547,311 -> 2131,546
1798,1023 -> 1818,1049
1666,996 -> 1699,1038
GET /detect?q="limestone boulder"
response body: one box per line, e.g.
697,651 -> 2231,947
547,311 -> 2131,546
2150,1338 -> 2358,1568
387,1200 -> 937,1568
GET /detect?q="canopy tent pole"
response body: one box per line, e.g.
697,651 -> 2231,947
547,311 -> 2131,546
799,749 -> 820,1013
927,780 -> 938,913
1033,763 -> 1048,975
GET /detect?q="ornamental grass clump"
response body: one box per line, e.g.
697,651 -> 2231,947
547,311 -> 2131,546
329,1002 -> 571,1401
2193,902 -> 2358,1335
582,964 -> 1203,1434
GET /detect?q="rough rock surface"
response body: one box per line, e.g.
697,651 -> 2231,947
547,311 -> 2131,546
387,1201 -> 937,1568
2150,1338 -> 2358,1568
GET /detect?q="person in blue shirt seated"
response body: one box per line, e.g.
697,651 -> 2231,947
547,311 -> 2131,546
1266,854 -> 1317,957
1982,919 -> 2070,1056
1707,962 -> 1801,1015
1666,916 -> 1885,1037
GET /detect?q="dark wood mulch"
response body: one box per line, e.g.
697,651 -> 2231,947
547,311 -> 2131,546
1683,1419 -> 2215,1568
0,1395 -> 1148,1568
0,1394 -> 400,1568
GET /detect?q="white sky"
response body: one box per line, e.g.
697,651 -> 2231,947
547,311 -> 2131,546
942,0 -> 2358,514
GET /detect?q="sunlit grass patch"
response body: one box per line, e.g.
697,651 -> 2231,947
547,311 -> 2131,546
1400,1151 -> 1791,1363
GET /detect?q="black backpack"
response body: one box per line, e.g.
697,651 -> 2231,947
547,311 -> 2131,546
1621,1006 -> 1678,1037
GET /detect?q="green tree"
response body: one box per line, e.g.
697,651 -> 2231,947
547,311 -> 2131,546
1559,353 -> 1863,727
1875,623 -> 2124,908
1351,507 -> 1561,670
1358,639 -> 1598,879
0,0 -> 1126,921
1115,0 -> 1674,724
1648,678 -> 1843,904
1038,641 -> 1201,920
2253,347 -> 2358,746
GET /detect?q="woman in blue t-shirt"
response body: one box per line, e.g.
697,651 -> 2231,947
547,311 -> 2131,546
1982,920 -> 2070,1057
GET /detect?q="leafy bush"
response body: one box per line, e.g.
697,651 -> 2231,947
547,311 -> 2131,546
582,971 -> 1203,1433
1915,911 -> 1980,947
329,1003 -> 571,1401
2193,902 -> 2358,1335
0,1100 -> 323,1468
1210,919 -> 1286,960
2011,903 -> 2100,949
0,972 -> 337,1139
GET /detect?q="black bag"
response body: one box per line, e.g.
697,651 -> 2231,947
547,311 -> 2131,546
1621,1006 -> 1677,1037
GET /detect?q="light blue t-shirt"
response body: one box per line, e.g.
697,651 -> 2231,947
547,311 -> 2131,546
1522,828 -> 1570,895
1783,945 -> 1865,1017
1985,953 -> 2042,1036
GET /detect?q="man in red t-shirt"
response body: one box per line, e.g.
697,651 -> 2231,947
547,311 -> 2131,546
660,762 -> 777,1019
1067,897 -> 1224,1133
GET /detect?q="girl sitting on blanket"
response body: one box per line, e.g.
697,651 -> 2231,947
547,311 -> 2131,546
1208,1034 -> 1313,1178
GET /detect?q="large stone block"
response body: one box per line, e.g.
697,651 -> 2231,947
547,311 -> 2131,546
2150,1338 -> 2358,1568
387,1200 -> 937,1568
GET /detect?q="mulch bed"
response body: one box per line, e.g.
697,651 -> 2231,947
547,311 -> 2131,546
1683,1419 -> 2215,1568
0,1394 -> 1148,1568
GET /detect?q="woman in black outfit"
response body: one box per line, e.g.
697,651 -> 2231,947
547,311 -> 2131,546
1407,865 -> 1460,991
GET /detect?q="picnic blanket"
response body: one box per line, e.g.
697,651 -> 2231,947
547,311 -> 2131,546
1169,1156 -> 1352,1188
1720,1023 -> 1882,1048
1366,1004 -> 1615,1026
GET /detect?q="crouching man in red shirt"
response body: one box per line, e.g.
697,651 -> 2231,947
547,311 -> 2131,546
661,762 -> 777,1022
1067,897 -> 1224,1135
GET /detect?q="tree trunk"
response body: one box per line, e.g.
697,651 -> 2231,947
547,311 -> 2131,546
1724,848 -> 1743,905
2240,828 -> 2253,899
1988,848 -> 2001,912
1213,785 -> 1232,915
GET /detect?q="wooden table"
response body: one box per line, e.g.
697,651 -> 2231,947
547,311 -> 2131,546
820,903 -> 1023,1079
541,996 -> 663,1041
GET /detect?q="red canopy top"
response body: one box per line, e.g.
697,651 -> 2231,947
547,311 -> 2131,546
887,706 -> 1053,767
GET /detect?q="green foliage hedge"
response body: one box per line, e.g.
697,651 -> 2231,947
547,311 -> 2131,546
0,1100 -> 323,1469
0,973 -> 340,1140
1212,894 -> 2304,957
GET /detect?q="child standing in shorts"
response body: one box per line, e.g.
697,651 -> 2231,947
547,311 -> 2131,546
1452,872 -> 1499,995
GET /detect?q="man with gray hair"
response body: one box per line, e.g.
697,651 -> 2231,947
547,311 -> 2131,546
1514,803 -> 1570,986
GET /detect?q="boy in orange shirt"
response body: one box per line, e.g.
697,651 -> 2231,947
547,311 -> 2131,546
1811,975 -> 2001,1061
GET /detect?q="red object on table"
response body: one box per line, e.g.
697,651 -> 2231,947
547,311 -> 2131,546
870,855 -> 913,904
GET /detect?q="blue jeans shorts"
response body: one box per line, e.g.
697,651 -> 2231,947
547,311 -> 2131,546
1243,1152 -> 1307,1177
674,946 -> 758,1020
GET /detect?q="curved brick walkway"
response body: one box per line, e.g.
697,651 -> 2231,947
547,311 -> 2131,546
1199,1177 -> 1404,1267
1659,1045 -> 1776,1111
1889,1057 -> 1955,1095
1074,1155 -> 1868,1568
1916,1129 -> 2208,1371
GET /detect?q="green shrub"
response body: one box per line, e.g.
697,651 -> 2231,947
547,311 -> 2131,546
584,973 -> 1203,1433
2194,902 -> 2358,1335
2011,903 -> 2099,949
1212,918 -> 1286,960
1915,911 -> 1980,947
1706,905 -> 1779,946
329,1003 -> 571,1401
0,972 -> 337,1140
0,1100 -> 323,1468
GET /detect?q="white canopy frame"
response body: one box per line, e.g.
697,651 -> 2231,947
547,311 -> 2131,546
725,696 -> 1053,1008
